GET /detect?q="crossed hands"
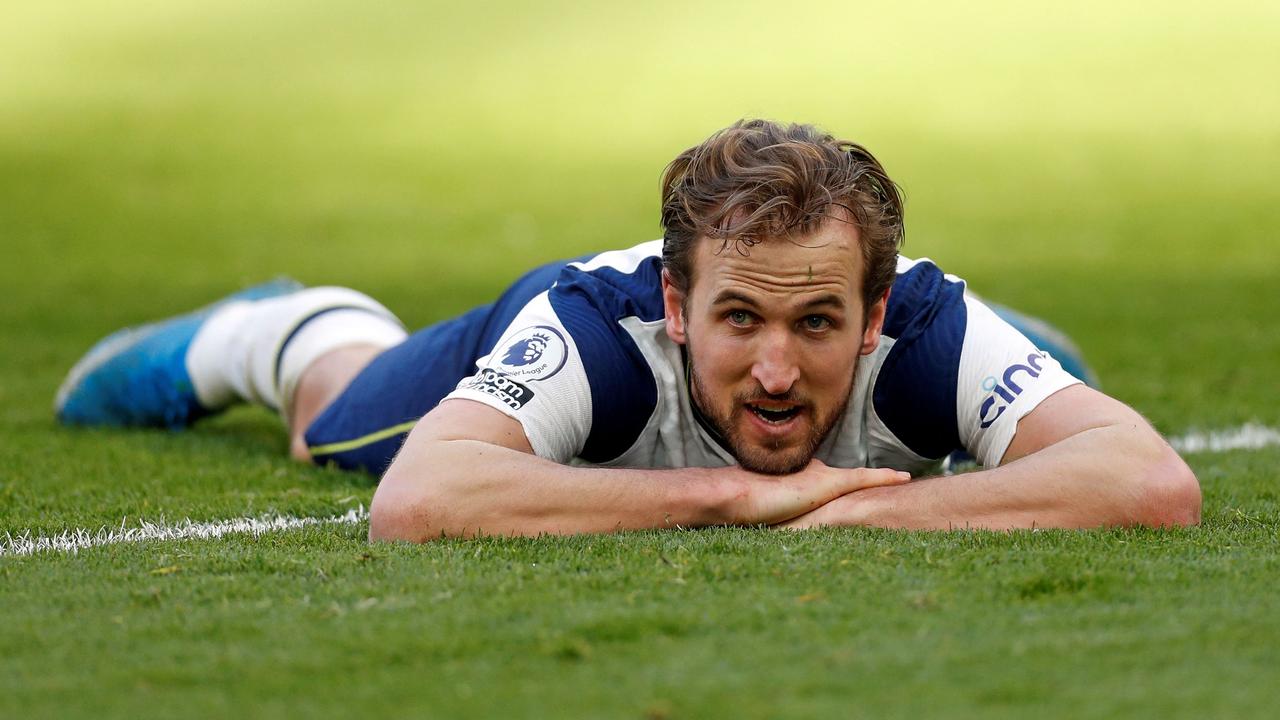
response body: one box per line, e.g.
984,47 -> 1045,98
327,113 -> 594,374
731,459 -> 910,530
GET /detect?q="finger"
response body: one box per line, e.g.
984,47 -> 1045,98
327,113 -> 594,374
811,467 -> 908,506
849,468 -> 912,491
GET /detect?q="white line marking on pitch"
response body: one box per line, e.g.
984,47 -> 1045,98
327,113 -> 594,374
1,506 -> 368,558
1167,423 -> 1280,454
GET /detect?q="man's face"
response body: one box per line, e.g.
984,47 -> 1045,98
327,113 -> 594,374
662,216 -> 887,475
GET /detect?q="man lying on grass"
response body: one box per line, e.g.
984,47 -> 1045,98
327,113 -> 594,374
55,119 -> 1201,539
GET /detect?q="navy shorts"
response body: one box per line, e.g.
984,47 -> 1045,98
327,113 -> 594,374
302,259 -> 569,475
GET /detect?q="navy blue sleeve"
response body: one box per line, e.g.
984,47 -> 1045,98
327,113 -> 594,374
548,259 -> 665,463
871,261 -> 968,460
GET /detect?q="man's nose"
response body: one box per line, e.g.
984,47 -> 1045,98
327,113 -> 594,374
751,331 -> 800,395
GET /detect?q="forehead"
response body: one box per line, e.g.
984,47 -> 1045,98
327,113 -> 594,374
690,216 -> 864,305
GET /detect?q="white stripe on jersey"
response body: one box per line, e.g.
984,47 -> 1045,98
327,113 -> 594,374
568,239 -> 664,274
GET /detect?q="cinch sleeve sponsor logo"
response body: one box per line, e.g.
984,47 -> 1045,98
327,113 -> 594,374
978,351 -> 1046,429
466,368 -> 536,411
488,325 -> 569,382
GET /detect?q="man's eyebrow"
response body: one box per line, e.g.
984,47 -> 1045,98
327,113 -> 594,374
799,294 -> 846,311
709,290 -> 761,308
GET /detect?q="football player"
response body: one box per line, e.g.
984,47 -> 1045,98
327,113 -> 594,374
56,119 -> 1200,539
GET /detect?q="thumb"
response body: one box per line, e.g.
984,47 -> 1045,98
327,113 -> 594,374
848,467 -> 912,492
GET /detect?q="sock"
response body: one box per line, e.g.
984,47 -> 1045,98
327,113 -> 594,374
186,287 -> 407,417
275,308 -> 407,418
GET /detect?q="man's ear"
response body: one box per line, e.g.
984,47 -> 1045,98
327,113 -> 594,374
661,269 -> 687,345
861,287 -> 890,356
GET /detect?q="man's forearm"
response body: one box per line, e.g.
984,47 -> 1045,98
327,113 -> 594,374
785,422 -> 1200,530
370,437 -> 909,541
373,439 -> 735,540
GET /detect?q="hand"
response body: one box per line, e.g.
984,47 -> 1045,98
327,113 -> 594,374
770,465 -> 910,530
732,459 -> 909,526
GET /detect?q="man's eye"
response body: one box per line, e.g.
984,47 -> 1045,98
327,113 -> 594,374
727,310 -> 753,326
803,315 -> 831,331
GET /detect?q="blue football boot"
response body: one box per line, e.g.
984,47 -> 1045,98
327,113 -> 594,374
55,277 -> 303,429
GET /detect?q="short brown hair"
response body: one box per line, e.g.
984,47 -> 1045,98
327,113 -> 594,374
660,119 -> 904,310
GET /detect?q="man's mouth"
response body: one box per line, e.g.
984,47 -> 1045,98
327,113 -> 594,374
746,403 -> 802,425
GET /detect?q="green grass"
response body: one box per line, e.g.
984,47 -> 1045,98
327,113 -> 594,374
2,1 -> 1278,717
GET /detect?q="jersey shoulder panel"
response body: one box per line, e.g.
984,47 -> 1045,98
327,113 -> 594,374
549,240 -> 666,463
444,241 -> 667,464
870,256 -> 1084,467
871,257 -> 968,460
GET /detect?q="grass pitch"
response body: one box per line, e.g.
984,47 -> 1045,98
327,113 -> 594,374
2,1 -> 1278,717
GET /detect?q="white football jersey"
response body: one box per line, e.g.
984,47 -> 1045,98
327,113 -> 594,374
445,240 -> 1080,475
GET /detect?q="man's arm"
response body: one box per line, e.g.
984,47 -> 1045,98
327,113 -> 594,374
777,385 -> 1201,530
368,398 -> 909,541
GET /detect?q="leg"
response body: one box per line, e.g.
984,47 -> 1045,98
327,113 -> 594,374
298,256 -> 574,476
59,255 -> 572,473
288,344 -> 385,462
299,305 -> 497,476
57,282 -> 406,439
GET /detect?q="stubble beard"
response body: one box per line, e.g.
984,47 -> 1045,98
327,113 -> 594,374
687,351 -> 857,476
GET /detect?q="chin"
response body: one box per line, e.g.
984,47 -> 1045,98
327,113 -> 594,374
733,446 -> 814,475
